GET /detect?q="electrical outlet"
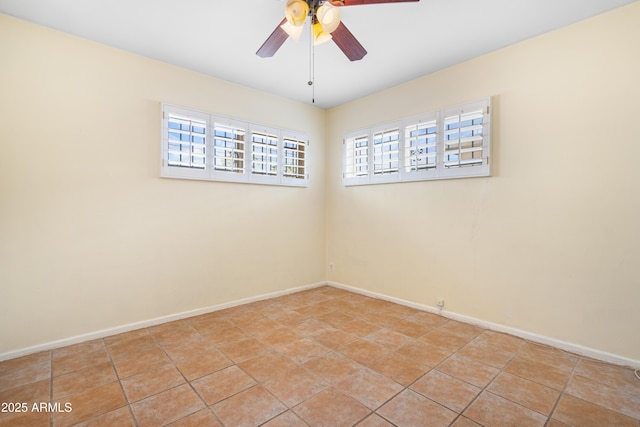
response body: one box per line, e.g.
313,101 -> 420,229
329,263 -> 334,272
436,298 -> 444,308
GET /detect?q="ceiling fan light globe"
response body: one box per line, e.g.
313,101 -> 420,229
284,0 -> 309,26
317,3 -> 341,33
281,20 -> 305,41
312,22 -> 332,46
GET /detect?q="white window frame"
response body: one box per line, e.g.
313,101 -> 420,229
161,104 -> 309,187
343,98 -> 491,186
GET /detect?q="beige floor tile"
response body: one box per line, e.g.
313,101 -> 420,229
437,354 -> 499,388
201,325 -> 248,346
473,330 -> 526,353
168,408 -> 222,427
238,351 -> 298,382
130,383 -> 205,427
112,346 -> 171,379
437,320 -> 484,341
268,309 -> 309,326
313,328 -> 359,349
0,378 -> 50,410
359,311 -> 404,328
336,367 -> 403,410
53,348 -> 109,377
411,370 -> 481,413
552,394 -> 638,427
295,303 -> 337,318
294,387 -> 370,427
339,319 -> 382,337
420,328 -> 473,352
121,363 -> 185,403
392,318 -> 435,338
396,339 -> 452,367
241,318 -> 283,338
175,349 -> 232,381
53,381 -> 127,426
258,327 -> 303,347
262,410 -> 308,426
370,351 -> 431,386
362,328 -> 411,350
463,391 -> 547,427
105,334 -> 156,360
383,304 -> 421,319
53,361 -> 116,400
52,340 -> 105,360
456,340 -> 518,369
212,386 -> 286,427
290,318 -> 333,336
73,407 -> 135,427
148,322 -> 200,347
450,416 -> 483,427
357,413 -> 395,426
103,328 -> 150,346
315,311 -> 354,327
0,352 -> 50,376
218,338 -> 269,363
565,373 -> 640,419
339,339 -> 389,366
188,317 -> 235,336
504,355 -> 573,390
517,342 -> 579,371
278,337 -> 331,364
263,366 -> 328,407
191,365 -> 256,405
0,359 -> 50,393
0,409 -> 50,427
573,358 -> 640,395
162,337 -> 218,363
378,389 -> 457,427
487,372 -> 560,416
303,351 -> 364,384
406,311 -> 448,329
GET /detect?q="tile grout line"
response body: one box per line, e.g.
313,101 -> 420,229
181,321 -> 238,427
104,336 -> 139,427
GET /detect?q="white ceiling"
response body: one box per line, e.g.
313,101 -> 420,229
0,0 -> 636,109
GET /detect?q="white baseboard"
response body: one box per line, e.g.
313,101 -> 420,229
327,281 -> 640,369
3,280 -> 638,369
0,282 -> 325,362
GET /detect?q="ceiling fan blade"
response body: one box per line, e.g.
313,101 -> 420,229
332,22 -> 367,61
332,0 -> 419,6
256,18 -> 289,58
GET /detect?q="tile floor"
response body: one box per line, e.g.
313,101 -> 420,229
1,286 -> 639,426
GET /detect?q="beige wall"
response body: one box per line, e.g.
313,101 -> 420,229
326,3 -> 640,360
0,15 -> 326,354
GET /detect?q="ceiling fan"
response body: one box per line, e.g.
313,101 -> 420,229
257,0 -> 420,62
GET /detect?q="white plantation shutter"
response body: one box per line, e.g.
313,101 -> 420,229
342,98 -> 491,186
440,99 -> 490,179
161,104 -> 309,186
251,129 -> 279,177
282,132 -> 308,181
404,116 -> 438,177
167,115 -> 206,169
162,106 -> 209,180
372,126 -> 400,176
213,120 -> 246,174
343,132 -> 370,185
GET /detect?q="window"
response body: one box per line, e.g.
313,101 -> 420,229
343,98 -> 491,186
162,104 -> 309,186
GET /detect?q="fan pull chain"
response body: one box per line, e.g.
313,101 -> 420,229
308,15 -> 315,103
